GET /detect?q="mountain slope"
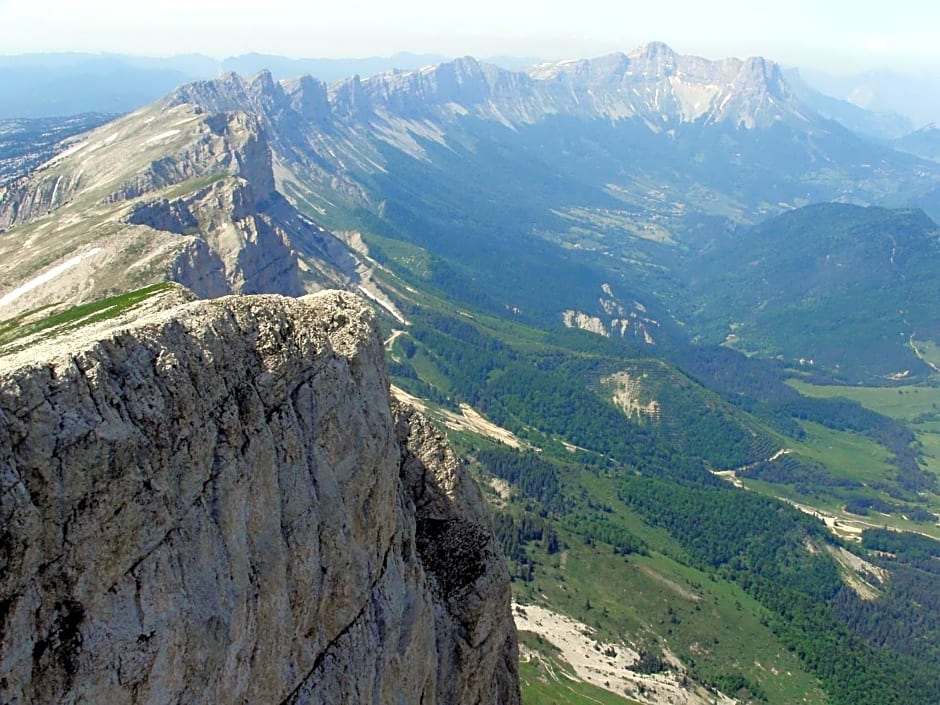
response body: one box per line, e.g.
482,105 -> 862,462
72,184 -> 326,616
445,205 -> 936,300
798,67 -> 940,129
683,203 -> 940,381
0,97 -> 396,318
893,123 -> 940,163
386,299 -> 940,705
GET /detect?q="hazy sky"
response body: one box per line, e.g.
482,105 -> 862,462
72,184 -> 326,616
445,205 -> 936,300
2,0 -> 939,72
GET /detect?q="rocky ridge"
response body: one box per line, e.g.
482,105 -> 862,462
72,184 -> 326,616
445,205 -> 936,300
0,101 -> 368,317
528,42 -> 806,129
172,43 -> 808,132
0,290 -> 519,704
159,43 -> 810,174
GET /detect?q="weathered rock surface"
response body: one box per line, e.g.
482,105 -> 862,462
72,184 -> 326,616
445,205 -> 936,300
0,290 -> 519,705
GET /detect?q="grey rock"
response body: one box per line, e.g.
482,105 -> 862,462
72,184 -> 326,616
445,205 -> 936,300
0,291 -> 519,705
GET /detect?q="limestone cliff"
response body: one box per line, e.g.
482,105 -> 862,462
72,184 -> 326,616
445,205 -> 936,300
0,290 -> 519,705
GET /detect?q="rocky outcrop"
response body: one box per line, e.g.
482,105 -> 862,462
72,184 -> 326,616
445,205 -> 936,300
0,291 -> 519,705
125,198 -> 200,235
562,309 -> 610,337
0,169 -> 88,230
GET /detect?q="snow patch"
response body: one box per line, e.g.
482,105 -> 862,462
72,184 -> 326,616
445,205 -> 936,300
54,141 -> 88,160
0,248 -> 102,307
668,77 -> 720,122
143,129 -> 181,145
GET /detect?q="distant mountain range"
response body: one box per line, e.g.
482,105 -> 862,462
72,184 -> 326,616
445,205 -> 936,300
2,43 -> 940,380
158,45 -> 938,219
0,51 -> 534,118
893,123 -> 940,163
784,68 -> 914,140
2,47 -> 936,134
0,113 -> 114,183
800,66 -> 940,130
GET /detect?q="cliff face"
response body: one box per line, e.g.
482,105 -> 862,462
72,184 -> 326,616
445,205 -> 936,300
0,291 -> 519,705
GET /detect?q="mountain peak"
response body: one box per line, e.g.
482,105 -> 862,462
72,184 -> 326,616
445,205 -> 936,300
523,45 -> 803,128
741,55 -> 783,82
629,41 -> 678,60
625,42 -> 681,77
249,69 -> 277,93
282,74 -> 330,121
450,55 -> 484,73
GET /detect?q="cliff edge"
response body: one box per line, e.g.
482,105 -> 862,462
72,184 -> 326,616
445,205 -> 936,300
0,290 -> 519,704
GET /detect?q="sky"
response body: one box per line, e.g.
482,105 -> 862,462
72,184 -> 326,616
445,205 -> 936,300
2,0 -> 939,73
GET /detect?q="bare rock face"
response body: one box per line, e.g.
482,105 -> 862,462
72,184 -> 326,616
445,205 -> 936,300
0,290 -> 519,705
